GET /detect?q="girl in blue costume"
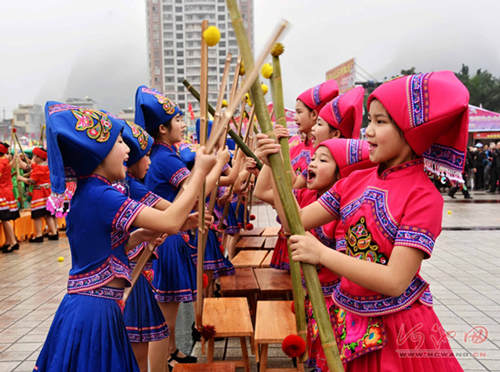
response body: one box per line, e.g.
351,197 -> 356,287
116,119 -> 173,372
135,86 -> 230,369
34,102 -> 216,372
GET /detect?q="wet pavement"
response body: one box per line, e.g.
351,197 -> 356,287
0,189 -> 499,371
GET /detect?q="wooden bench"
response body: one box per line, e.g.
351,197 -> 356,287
254,268 -> 293,300
254,301 -> 305,372
235,236 -> 266,255
232,250 -> 269,269
203,298 -> 254,372
261,251 -> 273,268
239,226 -> 265,236
261,226 -> 281,237
219,268 -> 259,316
172,362 -> 235,371
264,236 -> 279,250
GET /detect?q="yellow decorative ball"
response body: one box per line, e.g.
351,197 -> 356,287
222,99 -> 228,108
447,210 -> 452,215
58,256 -> 65,262
239,62 -> 245,76
271,42 -> 285,57
261,83 -> 269,95
203,26 -> 221,47
261,63 -> 273,79
245,93 -> 253,107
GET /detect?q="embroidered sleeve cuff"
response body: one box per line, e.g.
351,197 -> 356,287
170,167 -> 190,188
113,198 -> 146,233
395,225 -> 435,258
140,191 -> 161,207
318,190 -> 341,218
300,169 -> 307,180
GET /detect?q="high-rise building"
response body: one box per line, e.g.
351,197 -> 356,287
145,0 -> 253,116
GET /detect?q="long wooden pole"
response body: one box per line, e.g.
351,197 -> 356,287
196,19 -> 209,330
207,53 -> 232,218
225,2 -> 343,371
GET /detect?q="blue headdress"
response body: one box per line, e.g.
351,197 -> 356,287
134,85 -> 183,133
45,101 -> 125,217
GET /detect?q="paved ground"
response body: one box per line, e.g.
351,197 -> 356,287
0,189 -> 499,371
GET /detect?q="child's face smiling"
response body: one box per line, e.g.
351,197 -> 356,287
366,100 -> 415,170
306,146 -> 338,194
97,133 -> 130,181
312,117 -> 340,146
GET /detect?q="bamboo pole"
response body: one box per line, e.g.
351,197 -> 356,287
195,19 -> 209,330
269,44 -> 308,362
225,2 -> 343,370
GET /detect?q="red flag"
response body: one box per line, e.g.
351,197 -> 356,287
188,102 -> 195,120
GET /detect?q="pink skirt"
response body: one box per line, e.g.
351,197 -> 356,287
315,302 -> 464,372
270,229 -> 290,271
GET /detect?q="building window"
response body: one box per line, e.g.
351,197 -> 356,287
176,42 -> 183,48
218,15 -> 225,21
154,66 -> 160,76
176,33 -> 183,39
152,0 -> 158,4
154,51 -> 160,58
177,68 -> 184,75
218,6 -> 225,11
176,15 -> 183,22
176,24 -> 183,31
16,114 -> 26,122
177,51 -> 184,57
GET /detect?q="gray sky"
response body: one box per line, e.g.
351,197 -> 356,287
1,0 -> 499,118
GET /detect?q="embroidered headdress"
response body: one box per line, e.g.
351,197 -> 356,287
297,79 -> 339,112
367,71 -> 469,182
45,101 -> 125,217
319,86 -> 365,139
121,120 -> 153,167
318,139 -> 375,178
33,147 -> 47,160
134,85 -> 183,133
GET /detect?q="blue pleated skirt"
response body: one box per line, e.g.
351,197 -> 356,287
123,263 -> 170,343
190,228 -> 235,279
152,233 -> 197,303
33,293 -> 139,372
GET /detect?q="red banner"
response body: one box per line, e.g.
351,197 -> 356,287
325,58 -> 356,94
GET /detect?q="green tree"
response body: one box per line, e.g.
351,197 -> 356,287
455,64 -> 500,112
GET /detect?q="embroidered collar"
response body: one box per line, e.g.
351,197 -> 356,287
126,171 -> 136,180
82,173 -> 112,185
378,158 -> 424,180
154,141 -> 177,154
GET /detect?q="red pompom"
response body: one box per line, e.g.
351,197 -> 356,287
290,301 -> 295,314
27,192 -> 33,197
281,334 -> 306,358
203,273 -> 209,289
246,223 -> 254,230
17,197 -> 21,202
249,214 -> 256,221
13,128 -> 17,133
200,324 -> 217,339
219,244 -> 225,255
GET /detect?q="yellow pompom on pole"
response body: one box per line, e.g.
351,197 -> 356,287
222,99 -> 228,108
203,25 -> 221,47
239,61 -> 246,76
261,83 -> 269,95
261,63 -> 273,79
58,256 -> 65,262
